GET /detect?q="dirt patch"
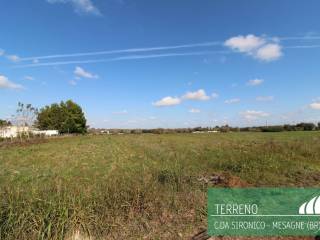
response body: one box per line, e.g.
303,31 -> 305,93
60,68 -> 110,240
198,172 -> 251,187
65,230 -> 93,240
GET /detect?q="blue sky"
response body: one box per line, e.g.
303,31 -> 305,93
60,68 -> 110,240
1,0 -> 320,128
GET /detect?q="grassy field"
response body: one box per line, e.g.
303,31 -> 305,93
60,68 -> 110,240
1,132 -> 320,239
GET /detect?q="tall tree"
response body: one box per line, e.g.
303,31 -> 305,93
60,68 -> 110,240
37,100 -> 87,134
10,102 -> 38,139
15,102 -> 38,126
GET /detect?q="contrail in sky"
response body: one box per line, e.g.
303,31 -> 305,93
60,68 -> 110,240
15,35 -> 320,67
279,36 -> 320,41
19,41 -> 222,61
15,50 -> 230,68
284,45 -> 320,49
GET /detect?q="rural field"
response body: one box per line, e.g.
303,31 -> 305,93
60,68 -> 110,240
1,132 -> 320,239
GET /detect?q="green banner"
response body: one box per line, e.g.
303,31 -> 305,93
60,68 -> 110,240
208,188 -> 320,236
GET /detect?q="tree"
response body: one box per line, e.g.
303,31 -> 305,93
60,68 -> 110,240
12,103 -> 38,140
220,124 -> 230,133
296,122 -> 316,131
261,126 -> 284,132
37,100 -> 87,134
318,122 -> 320,130
0,119 -> 11,127
15,102 -> 38,126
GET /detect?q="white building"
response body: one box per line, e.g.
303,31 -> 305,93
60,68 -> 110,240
0,126 -> 30,138
100,130 -> 110,134
32,130 -> 59,137
0,126 -> 59,138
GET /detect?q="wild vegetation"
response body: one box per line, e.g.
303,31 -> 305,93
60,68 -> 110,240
36,100 -> 87,134
90,122 -> 320,135
0,119 -> 11,127
1,132 -> 320,239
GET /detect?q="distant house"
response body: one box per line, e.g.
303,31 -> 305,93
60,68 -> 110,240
192,130 -> 220,134
208,130 -> 219,133
32,130 -> 59,137
0,126 -> 30,138
100,130 -> 110,134
0,126 -> 59,138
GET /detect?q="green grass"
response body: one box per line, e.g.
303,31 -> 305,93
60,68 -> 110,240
1,132 -> 320,239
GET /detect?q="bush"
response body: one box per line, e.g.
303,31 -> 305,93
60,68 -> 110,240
37,100 -> 87,134
261,126 -> 284,132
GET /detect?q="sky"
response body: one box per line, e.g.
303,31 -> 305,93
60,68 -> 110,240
0,0 -> 320,129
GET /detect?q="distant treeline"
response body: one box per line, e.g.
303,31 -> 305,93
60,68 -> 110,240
240,122 -> 320,132
0,119 -> 11,127
89,122 -> 320,134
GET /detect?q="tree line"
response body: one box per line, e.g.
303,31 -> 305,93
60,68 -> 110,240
89,122 -> 320,135
1,100 -> 320,135
0,119 -> 11,127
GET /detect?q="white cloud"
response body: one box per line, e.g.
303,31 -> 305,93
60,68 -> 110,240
256,96 -> 274,101
211,92 -> 219,99
310,102 -> 320,110
247,78 -> 264,86
224,34 -> 265,53
255,44 -> 282,61
153,96 -> 181,107
47,0 -> 101,16
153,89 -> 215,108
7,55 -> 21,62
224,34 -> 282,62
0,75 -> 23,89
189,108 -> 200,113
182,89 -> 210,101
24,76 -> 34,81
225,98 -> 240,104
240,110 -> 270,120
0,49 -> 4,56
74,66 -> 98,79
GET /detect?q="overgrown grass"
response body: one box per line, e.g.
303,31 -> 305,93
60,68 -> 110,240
1,132 -> 320,239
